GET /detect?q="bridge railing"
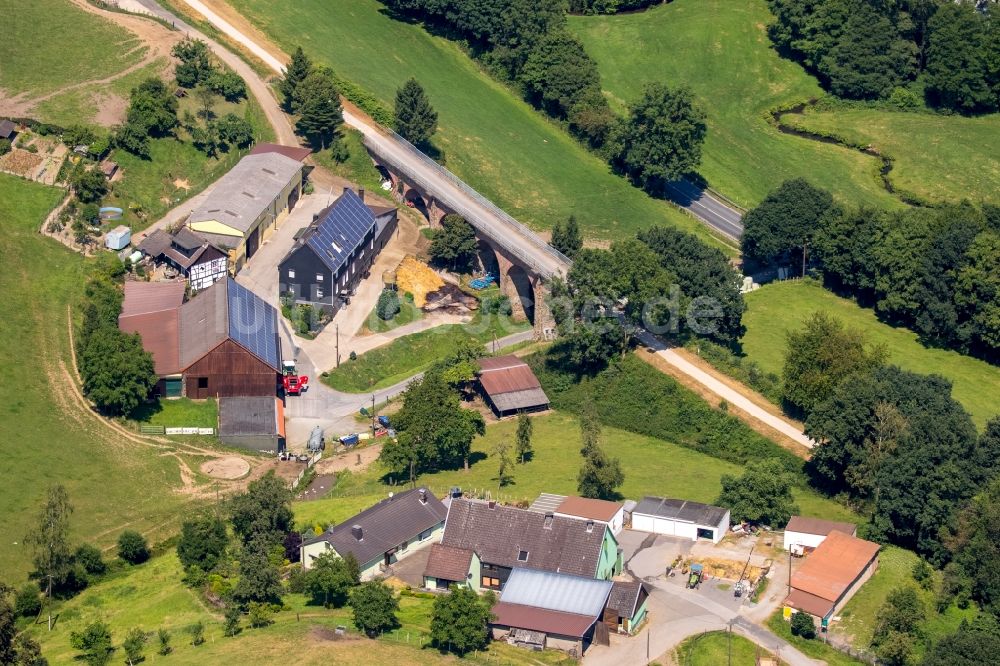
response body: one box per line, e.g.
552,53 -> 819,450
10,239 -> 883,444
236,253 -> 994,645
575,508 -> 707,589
363,128 -> 571,277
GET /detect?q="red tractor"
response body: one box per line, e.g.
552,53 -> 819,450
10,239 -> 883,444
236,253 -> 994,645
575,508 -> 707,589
282,360 -> 309,396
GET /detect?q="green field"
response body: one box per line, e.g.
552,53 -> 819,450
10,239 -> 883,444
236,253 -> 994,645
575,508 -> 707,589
227,0 -> 724,246
0,0 -> 146,99
0,174 -> 198,581
675,631 -> 773,665
767,612 -> 864,666
293,412 -> 859,531
784,108 -> 1000,205
743,280 -> 1000,428
570,0 -> 901,209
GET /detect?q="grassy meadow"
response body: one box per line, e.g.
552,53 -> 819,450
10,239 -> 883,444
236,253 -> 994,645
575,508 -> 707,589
784,108 -> 1000,205
570,0 -> 900,209
743,280 -> 1000,429
0,174 -> 199,582
675,631 -> 774,666
226,0 -> 723,247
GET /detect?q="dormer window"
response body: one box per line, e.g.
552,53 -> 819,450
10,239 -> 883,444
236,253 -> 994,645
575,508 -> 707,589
517,550 -> 529,562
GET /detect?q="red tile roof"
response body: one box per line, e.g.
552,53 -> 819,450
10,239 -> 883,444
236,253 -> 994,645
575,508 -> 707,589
118,282 -> 186,375
491,602 -> 597,639
249,142 -> 311,162
789,531 -> 879,604
423,544 -> 474,582
785,516 -> 856,538
120,281 -> 186,317
556,496 -> 622,523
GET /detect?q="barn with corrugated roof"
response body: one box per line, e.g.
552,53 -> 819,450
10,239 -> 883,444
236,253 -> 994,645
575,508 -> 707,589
476,355 -> 549,417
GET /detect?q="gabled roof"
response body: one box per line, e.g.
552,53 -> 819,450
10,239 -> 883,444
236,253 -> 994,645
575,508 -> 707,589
440,499 -> 610,578
139,228 -> 221,271
785,516 -> 857,538
789,531 -> 880,604
633,497 -> 729,527
423,544 -> 474,582
303,488 -> 447,566
477,355 -> 549,412
118,282 -> 186,376
0,120 -> 16,138
557,496 -> 622,523
606,580 -> 648,618
491,603 -> 597,639
120,281 -> 186,317
249,142 -> 311,162
499,569 -> 612,618
299,189 -> 377,273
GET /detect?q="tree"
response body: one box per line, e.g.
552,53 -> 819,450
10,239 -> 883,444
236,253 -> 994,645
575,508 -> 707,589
78,328 -> 157,416
188,621 -> 205,646
550,214 -> 582,259
871,587 -> 923,665
74,544 -> 106,578
305,552 -> 360,608
280,47 -> 313,111
741,179 -> 835,270
790,611 -> 815,639
430,587 -> 493,655
520,31 -> 603,119
156,629 -> 171,656
207,69 -> 247,102
223,606 -> 242,637
117,531 -> 149,565
71,168 -> 108,204
122,628 -> 147,666
515,412 -> 533,464
214,113 -> 254,148
0,585 -> 15,665
177,514 -> 228,572
611,83 -> 706,190
232,540 -> 283,606
113,121 -> 150,158
70,621 -> 114,666
924,615 -> 1000,666
13,584 -> 40,619
494,440 -> 514,489
577,425 -> 624,501
294,69 -> 343,150
230,471 -> 294,547
428,214 -> 478,272
925,2 -> 996,113
246,602 -> 274,628
171,38 -> 213,88
349,581 -> 399,637
376,290 -> 400,321
194,85 -> 217,120
394,78 -> 438,146
717,459 -> 798,526
126,78 -> 178,137
955,231 -> 1000,356
782,311 -> 886,415
12,632 -> 46,666
24,485 -> 74,599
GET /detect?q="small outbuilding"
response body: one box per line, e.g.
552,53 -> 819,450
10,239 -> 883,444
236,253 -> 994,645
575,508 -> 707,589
783,516 -> 857,555
105,225 -> 131,251
99,160 -> 119,179
218,396 -> 285,452
603,580 -> 650,635
0,119 -> 18,141
423,544 -> 479,591
476,355 -> 549,417
630,496 -> 730,544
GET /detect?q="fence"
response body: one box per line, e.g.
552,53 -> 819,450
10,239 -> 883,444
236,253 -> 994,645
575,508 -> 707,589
139,425 -> 214,435
291,452 -> 323,490
363,129 -> 571,277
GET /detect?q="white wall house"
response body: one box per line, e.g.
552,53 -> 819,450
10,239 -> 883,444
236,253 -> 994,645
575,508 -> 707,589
783,516 -> 857,554
630,497 -> 730,544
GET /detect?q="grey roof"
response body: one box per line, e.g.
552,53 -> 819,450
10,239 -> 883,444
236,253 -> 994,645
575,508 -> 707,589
489,388 -> 550,413
178,278 -> 280,371
188,152 -> 302,234
606,580 -> 647,617
500,568 -> 612,618
303,488 -> 447,566
219,397 -> 279,436
302,189 -> 376,273
440,499 -> 611,578
529,493 -> 567,514
0,120 -> 15,138
633,497 -> 729,527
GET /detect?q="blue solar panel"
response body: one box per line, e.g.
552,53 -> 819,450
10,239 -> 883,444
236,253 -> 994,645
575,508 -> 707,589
227,279 -> 280,370
305,189 -> 376,273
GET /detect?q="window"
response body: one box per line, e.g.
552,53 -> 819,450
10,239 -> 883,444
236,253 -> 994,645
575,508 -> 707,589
419,529 -> 432,541
316,273 -> 324,282
196,377 -> 208,389
481,576 -> 501,589
316,287 -> 324,299
287,269 -> 295,279
517,550 -> 529,562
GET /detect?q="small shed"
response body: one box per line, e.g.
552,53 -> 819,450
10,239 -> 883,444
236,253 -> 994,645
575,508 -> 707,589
105,225 -> 131,251
604,580 -> 650,634
218,396 -> 285,452
99,160 -> 119,179
476,355 -> 549,417
630,497 -> 730,543
0,119 -> 17,141
783,516 -> 857,554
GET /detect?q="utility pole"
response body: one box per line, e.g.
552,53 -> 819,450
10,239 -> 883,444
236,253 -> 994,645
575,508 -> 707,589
727,621 -> 732,666
371,393 -> 376,435
335,323 -> 340,368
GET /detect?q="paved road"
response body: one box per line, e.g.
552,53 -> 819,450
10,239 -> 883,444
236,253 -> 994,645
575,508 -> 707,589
664,179 -> 745,241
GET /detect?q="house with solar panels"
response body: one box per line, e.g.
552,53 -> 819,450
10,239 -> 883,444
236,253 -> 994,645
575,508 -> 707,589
278,187 -> 397,309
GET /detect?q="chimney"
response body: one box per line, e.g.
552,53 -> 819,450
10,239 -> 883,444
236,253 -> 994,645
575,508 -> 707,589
358,186 -> 365,202
419,489 -> 427,504
488,500 -> 496,510
586,520 -> 595,533
351,525 -> 363,541
342,186 -> 350,196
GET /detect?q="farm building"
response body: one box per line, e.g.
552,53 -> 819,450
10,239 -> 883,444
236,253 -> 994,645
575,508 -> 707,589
604,580 -> 650,635
0,120 -> 17,141
218,396 -> 285,452
301,488 -> 446,579
490,568 -> 613,656
530,493 -> 625,535
423,544 -> 481,591
138,227 -> 228,291
630,497 -> 730,543
783,516 -> 857,554
783,530 -> 880,629
278,187 -> 397,309
99,160 -> 118,179
476,355 -> 549,417
120,277 -> 281,399
423,499 -> 620,592
187,149 -> 307,272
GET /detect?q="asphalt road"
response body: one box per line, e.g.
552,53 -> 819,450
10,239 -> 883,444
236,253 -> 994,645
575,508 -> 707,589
664,179 -> 745,240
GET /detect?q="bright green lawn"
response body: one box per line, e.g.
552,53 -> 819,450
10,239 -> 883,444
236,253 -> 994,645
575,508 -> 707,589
570,0 -> 900,209
294,412 -> 859,530
1,0 -> 145,98
313,127 -> 391,198
362,297 -> 423,334
323,313 -> 529,392
0,174 -> 196,581
767,612 -> 864,666
227,0 -> 724,247
675,631 -> 773,665
133,398 -> 219,429
743,280 -> 1000,429
785,108 -> 1000,205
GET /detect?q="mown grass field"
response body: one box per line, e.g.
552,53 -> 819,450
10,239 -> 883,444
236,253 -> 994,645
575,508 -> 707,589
570,0 -> 900,209
743,280 -> 1000,429
784,108 -> 1000,205
675,631 -> 774,665
294,412 -> 859,531
0,174 -> 196,581
0,0 -> 146,99
226,0 -> 724,247
767,612 -> 864,666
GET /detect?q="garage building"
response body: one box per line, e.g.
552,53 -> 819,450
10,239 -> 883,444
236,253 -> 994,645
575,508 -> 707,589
630,496 -> 730,543
783,516 -> 857,554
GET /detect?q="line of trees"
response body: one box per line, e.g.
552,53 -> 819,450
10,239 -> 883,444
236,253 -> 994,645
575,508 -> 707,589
767,0 -> 1000,113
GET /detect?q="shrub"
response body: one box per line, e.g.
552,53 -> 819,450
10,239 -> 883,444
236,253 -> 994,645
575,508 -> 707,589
14,583 -> 41,618
376,289 -> 401,321
790,611 -> 816,639
75,543 -> 107,577
224,606 -> 242,636
117,530 -> 150,564
0,138 -> 10,156
247,602 -> 274,628
188,621 -> 205,646
157,628 -> 172,655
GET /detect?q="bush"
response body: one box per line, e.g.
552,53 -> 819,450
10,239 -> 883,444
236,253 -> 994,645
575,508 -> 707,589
157,628 -> 172,655
224,606 -> 242,636
117,530 -> 150,564
188,621 -> 205,646
0,138 -> 10,156
75,543 -> 107,577
247,602 -> 274,628
888,87 -> 920,110
376,289 -> 400,321
790,611 -> 816,639
14,583 -> 41,618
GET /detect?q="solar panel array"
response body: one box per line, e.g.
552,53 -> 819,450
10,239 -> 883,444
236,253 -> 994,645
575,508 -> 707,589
305,189 -> 376,273
226,279 -> 280,370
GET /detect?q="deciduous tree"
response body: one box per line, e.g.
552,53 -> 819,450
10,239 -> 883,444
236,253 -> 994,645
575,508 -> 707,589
430,587 -> 493,655
349,581 -> 399,637
70,621 -> 114,666
305,552 -> 360,608
229,471 -> 294,547
429,214 -> 478,272
550,214 -> 582,259
494,440 -> 514,489
122,628 -> 147,666
24,485 -> 75,599
741,179 -> 835,270
717,458 -> 798,526
117,531 -> 149,565
177,514 -> 228,572
78,328 -> 157,417
515,412 -> 533,464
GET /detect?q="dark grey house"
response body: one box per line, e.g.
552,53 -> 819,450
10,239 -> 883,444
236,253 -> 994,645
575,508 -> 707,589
278,188 -> 397,309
